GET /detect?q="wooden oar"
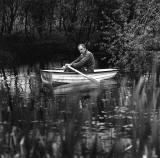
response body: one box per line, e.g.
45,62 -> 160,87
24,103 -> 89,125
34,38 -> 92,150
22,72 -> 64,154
67,65 -> 100,85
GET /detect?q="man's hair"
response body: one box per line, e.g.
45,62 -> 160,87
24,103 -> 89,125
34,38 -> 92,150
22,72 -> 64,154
78,44 -> 86,49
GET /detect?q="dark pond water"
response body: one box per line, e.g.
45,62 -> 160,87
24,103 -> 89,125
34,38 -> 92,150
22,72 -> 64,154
0,64 -> 157,158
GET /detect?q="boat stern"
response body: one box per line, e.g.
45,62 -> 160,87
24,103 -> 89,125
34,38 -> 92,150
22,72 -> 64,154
41,70 -> 52,84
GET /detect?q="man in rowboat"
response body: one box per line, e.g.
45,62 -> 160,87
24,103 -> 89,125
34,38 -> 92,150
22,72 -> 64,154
63,44 -> 95,72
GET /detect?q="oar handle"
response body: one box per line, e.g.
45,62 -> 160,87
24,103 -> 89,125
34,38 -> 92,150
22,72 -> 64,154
67,65 -> 99,85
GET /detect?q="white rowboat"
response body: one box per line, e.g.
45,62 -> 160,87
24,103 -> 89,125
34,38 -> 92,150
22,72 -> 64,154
41,68 -> 118,84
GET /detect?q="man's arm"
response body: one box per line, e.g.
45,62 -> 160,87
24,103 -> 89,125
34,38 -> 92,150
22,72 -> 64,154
71,53 -> 90,68
71,55 -> 82,64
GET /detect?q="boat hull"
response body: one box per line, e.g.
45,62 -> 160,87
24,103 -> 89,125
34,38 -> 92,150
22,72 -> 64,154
41,69 -> 118,84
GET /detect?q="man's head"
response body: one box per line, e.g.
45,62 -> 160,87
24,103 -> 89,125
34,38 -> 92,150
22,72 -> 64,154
78,44 -> 87,55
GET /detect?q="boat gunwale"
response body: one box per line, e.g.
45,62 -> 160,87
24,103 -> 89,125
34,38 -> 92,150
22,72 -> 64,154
41,68 -> 118,74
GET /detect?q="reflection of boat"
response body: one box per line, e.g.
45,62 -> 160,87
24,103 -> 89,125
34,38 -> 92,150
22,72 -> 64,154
50,79 -> 117,112
53,80 -> 117,95
41,69 -> 118,84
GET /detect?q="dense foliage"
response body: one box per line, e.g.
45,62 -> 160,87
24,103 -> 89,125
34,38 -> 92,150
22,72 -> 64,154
0,0 -> 160,71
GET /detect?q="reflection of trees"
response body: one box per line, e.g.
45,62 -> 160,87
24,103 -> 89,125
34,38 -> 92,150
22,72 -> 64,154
0,67 -> 51,157
1,67 -> 158,157
51,82 -> 121,157
0,67 -> 129,157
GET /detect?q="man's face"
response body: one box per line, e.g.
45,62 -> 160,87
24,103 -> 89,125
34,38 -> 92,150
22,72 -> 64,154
78,45 -> 86,55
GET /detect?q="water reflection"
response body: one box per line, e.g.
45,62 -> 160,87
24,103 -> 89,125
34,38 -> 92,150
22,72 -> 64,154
0,66 -> 135,158
46,80 -> 120,157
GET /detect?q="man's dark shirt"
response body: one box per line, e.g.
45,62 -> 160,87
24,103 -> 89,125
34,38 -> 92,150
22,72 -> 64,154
71,51 -> 95,72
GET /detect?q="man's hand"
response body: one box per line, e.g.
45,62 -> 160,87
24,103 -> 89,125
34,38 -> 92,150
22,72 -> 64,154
62,66 -> 66,70
62,64 -> 71,70
65,64 -> 71,67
